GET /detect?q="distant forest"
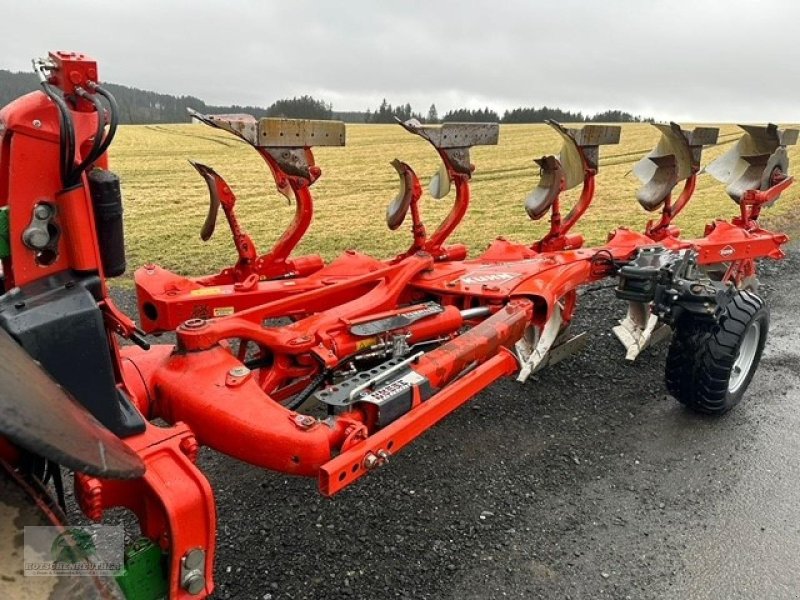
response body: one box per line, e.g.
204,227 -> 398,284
0,70 -> 648,124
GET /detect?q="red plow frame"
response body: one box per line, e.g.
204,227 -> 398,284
0,52 -> 796,598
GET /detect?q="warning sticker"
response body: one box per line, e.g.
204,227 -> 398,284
189,286 -> 232,297
213,306 -> 235,317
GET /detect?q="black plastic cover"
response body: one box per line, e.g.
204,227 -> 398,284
616,264 -> 660,303
0,325 -> 144,478
0,272 -> 145,438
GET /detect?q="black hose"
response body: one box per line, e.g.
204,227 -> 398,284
47,460 -> 66,511
39,82 -> 75,188
284,370 -> 328,411
72,88 -> 106,179
590,248 -> 618,276
243,354 -> 273,370
91,85 -> 119,158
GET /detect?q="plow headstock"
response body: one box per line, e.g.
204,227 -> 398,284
527,121 -> 620,251
706,123 -> 798,205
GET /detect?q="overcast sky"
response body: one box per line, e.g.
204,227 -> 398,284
2,0 -> 798,122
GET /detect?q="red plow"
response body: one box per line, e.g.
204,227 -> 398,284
0,52 -> 796,598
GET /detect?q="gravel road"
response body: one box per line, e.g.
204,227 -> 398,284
104,247 -> 799,600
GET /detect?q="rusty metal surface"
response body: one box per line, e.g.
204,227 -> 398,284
264,146 -> 316,178
635,154 -> 679,211
707,124 -> 797,203
0,327 -> 144,478
398,118 -> 499,148
188,109 -> 346,148
565,123 -> 621,147
190,161 -> 223,241
386,159 -> 415,230
686,126 -> 720,147
546,121 -> 621,190
258,118 -> 345,147
188,108 -> 258,143
633,122 -> 719,211
526,155 -> 564,219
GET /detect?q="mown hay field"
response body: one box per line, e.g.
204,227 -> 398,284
112,123 -> 800,282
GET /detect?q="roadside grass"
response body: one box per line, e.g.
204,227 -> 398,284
112,123 -> 800,283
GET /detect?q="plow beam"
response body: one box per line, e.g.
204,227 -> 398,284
148,345 -> 336,475
319,349 -> 518,496
319,299 -> 531,495
136,299 -> 531,496
173,111 -> 346,285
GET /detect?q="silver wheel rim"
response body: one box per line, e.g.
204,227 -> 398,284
729,321 -> 761,394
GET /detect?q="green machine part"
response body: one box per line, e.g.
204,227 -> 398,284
0,208 -> 9,259
115,538 -> 168,600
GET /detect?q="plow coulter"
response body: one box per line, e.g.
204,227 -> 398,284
0,51 -> 796,599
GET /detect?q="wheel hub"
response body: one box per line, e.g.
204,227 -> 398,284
729,321 -> 761,394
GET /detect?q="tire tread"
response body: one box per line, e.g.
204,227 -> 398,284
664,290 -> 768,415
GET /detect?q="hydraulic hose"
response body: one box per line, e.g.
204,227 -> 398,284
91,85 -> 119,158
73,88 -> 106,178
39,81 -> 75,188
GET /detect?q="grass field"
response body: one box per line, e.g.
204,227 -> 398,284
111,123 -> 800,281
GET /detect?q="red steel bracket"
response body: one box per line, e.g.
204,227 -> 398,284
75,422 -> 216,599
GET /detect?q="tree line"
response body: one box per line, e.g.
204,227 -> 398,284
364,99 -> 647,124
0,70 -> 648,124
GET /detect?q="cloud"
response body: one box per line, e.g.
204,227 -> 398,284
2,0 -> 798,122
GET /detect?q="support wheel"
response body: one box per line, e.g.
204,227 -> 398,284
665,290 -> 769,415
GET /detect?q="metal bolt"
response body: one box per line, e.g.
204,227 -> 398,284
363,453 -> 379,470
181,548 -> 205,595
294,415 -> 316,430
184,548 -> 204,570
183,318 -> 206,330
228,366 -> 250,378
34,204 -> 51,219
32,119 -> 42,128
